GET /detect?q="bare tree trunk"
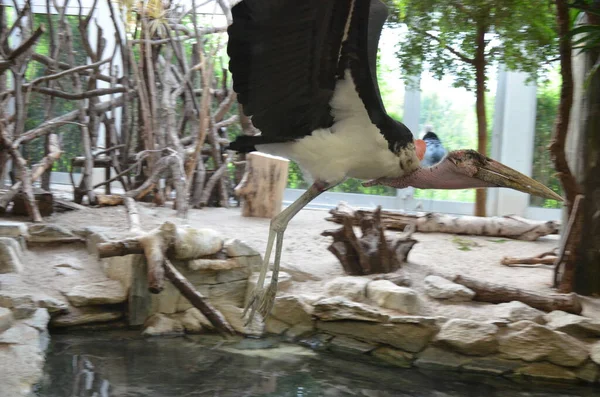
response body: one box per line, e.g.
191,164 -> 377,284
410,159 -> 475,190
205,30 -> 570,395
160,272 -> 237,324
573,3 -> 600,295
551,0 -> 582,214
474,24 -> 488,217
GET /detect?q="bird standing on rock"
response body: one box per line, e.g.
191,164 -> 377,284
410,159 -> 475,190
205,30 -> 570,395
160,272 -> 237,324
226,0 -> 563,321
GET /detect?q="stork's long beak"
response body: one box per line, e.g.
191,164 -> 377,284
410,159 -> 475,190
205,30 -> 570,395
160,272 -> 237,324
363,149 -> 563,202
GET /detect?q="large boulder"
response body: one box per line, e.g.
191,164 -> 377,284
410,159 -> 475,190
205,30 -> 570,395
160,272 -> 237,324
493,301 -> 545,324
50,306 -> 123,327
317,318 -> 438,353
172,227 -> 223,260
313,296 -> 389,322
591,341 -> 600,366
366,280 -> 420,314
65,280 -> 127,307
27,224 -> 81,244
0,221 -> 27,238
544,310 -> 600,338
0,307 -> 14,333
0,237 -> 23,273
423,275 -> 475,302
325,276 -> 370,302
143,313 -> 185,337
498,320 -> 588,367
434,319 -> 498,356
270,295 -> 313,326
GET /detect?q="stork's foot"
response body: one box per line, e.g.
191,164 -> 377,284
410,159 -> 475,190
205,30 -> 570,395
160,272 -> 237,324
243,279 -> 279,325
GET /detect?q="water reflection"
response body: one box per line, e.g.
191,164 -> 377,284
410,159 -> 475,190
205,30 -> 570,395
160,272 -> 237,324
34,331 -> 595,397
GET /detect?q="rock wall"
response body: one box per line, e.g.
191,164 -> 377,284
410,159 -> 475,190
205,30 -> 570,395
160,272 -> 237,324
2,219 -> 600,393
264,275 -> 600,385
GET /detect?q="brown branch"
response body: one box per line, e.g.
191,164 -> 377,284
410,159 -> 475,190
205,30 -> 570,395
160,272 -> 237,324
554,194 -> 585,291
30,86 -> 126,100
213,89 -> 237,123
453,275 -> 582,314
11,93 -> 129,148
163,259 -> 236,336
30,53 -> 114,83
550,0 -> 583,213
0,25 -> 46,73
501,256 -> 557,266
0,131 -> 42,222
410,26 -> 476,65
124,197 -> 141,233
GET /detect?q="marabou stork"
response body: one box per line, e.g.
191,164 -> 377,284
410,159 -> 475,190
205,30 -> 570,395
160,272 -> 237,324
226,0 -> 562,320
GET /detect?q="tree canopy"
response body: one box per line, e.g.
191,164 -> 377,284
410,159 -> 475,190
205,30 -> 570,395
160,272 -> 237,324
388,0 -> 558,91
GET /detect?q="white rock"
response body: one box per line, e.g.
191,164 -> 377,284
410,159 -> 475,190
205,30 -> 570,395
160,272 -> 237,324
178,308 -> 213,333
270,295 -> 314,326
498,320 -> 589,367
366,280 -> 420,314
188,258 -> 245,271
173,227 -> 224,260
544,310 -> 600,337
0,237 -> 23,273
0,293 -> 37,319
591,341 -> 600,365
313,296 -> 389,322
494,301 -> 545,324
317,319 -> 437,353
143,313 -> 185,336
50,306 -> 123,327
0,307 -> 14,333
0,344 -> 45,396
325,276 -> 370,302
23,309 -> 50,332
65,280 -> 127,307
224,238 -> 260,257
423,275 -> 475,302
214,303 -> 264,337
265,317 -> 290,335
0,221 -> 27,237
27,224 -> 80,243
0,323 -> 40,346
435,319 -> 498,356
34,294 -> 69,314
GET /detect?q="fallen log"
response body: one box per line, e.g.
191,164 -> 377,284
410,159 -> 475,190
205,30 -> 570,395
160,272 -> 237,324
163,258 -> 235,335
321,206 -> 417,275
326,203 -> 559,241
452,275 -> 582,314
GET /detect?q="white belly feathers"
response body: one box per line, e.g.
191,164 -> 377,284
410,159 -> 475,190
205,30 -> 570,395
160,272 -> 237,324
256,71 -> 410,184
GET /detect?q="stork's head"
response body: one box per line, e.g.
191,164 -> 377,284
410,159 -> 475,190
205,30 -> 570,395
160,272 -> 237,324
363,149 -> 563,202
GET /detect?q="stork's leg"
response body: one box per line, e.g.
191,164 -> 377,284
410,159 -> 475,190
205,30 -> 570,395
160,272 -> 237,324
244,180 -> 335,322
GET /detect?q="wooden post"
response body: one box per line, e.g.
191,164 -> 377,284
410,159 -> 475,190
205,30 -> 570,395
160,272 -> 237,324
234,152 -> 289,219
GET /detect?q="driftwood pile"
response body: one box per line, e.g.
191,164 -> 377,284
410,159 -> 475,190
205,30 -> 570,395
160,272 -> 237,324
0,1 -> 252,222
322,206 -> 417,275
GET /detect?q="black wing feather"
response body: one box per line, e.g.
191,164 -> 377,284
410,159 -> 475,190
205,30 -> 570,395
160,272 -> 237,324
345,0 -> 414,152
227,0 -> 414,153
227,0 -> 351,151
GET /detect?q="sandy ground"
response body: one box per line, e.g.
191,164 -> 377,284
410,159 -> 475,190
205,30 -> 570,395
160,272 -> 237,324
3,198 -> 599,322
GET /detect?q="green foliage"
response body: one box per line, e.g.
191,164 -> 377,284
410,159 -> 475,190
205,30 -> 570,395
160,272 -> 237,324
389,0 -> 558,91
530,71 -> 563,209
